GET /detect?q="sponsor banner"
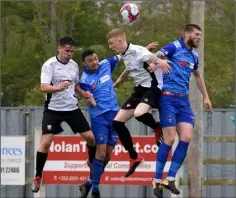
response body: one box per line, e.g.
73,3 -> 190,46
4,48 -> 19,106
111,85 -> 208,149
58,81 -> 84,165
1,136 -> 25,185
43,171 -> 168,185
47,136 -> 171,161
43,136 -> 171,185
44,160 -> 171,172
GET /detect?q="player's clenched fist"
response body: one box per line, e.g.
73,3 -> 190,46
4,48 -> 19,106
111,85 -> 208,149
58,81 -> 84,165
59,80 -> 70,91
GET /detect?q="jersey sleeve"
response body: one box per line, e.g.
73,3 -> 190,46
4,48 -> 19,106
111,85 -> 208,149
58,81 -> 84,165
193,56 -> 199,70
75,63 -> 80,82
40,63 -> 53,84
138,47 -> 154,63
160,43 -> 176,59
106,56 -> 119,73
79,72 -> 92,92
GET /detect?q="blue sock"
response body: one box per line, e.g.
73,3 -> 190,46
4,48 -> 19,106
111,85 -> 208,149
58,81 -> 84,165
168,140 -> 189,178
91,158 -> 104,192
155,142 -> 172,181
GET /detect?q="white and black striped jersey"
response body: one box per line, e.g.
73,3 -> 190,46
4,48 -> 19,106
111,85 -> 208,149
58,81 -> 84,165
121,43 -> 163,89
40,56 -> 79,111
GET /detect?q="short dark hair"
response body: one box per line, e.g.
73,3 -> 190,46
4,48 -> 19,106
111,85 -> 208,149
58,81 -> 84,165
58,36 -> 75,46
82,50 -> 96,61
184,24 -> 201,32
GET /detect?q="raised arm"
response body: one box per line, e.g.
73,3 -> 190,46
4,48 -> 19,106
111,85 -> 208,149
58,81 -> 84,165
107,54 -> 122,73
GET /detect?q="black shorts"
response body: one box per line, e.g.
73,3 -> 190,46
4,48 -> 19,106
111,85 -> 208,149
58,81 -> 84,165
121,86 -> 161,110
42,108 -> 90,135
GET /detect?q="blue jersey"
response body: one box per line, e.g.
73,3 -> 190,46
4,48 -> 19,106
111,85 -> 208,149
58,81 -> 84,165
160,37 -> 199,94
79,56 -> 119,118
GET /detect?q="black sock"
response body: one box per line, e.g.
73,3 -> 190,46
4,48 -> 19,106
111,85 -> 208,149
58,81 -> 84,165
35,151 -> 48,177
112,120 -> 138,159
155,121 -> 161,129
87,144 -> 96,164
135,113 -> 160,130
128,148 -> 138,159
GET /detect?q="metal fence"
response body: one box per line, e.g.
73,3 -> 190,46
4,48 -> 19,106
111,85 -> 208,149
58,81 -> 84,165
1,107 -> 235,198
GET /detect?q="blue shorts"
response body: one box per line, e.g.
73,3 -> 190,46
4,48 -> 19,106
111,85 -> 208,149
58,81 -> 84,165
91,110 -> 118,146
159,95 -> 195,128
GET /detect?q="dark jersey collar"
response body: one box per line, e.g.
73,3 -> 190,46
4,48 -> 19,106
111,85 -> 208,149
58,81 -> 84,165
56,56 -> 69,65
122,43 -> 130,55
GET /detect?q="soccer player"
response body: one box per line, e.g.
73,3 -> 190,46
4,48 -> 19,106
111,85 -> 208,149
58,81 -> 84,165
107,28 -> 171,177
152,24 -> 212,198
32,36 -> 96,193
78,50 -> 121,198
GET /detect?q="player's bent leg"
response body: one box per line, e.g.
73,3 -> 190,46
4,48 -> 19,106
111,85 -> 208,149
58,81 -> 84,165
161,124 -> 191,195
32,134 -> 54,193
153,127 -> 176,197
80,131 -> 96,196
163,122 -> 193,195
33,108 -> 64,193
78,130 -> 95,198
112,109 -> 144,177
134,103 -> 163,146
66,108 -> 96,165
80,113 -> 108,198
83,144 -> 95,194
159,128 -> 180,195
80,139 -> 96,198
112,109 -> 136,157
79,144 -> 106,198
90,144 -> 106,198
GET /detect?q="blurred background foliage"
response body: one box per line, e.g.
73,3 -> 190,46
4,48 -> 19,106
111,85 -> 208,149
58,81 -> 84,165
1,1 -> 235,108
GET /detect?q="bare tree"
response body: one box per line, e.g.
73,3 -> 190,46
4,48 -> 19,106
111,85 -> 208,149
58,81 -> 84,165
188,1 -> 205,198
50,0 -> 57,55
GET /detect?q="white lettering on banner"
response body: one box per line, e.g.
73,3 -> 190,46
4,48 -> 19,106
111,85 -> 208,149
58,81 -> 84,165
49,140 -> 159,156
114,143 -> 158,156
1,137 -> 25,185
44,160 -> 171,172
49,141 -> 86,152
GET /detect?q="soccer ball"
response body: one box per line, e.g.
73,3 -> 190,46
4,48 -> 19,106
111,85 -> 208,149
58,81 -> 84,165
120,3 -> 140,24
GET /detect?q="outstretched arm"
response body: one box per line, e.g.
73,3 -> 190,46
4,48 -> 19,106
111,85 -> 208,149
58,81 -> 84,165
146,41 -> 158,51
145,54 -> 171,74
